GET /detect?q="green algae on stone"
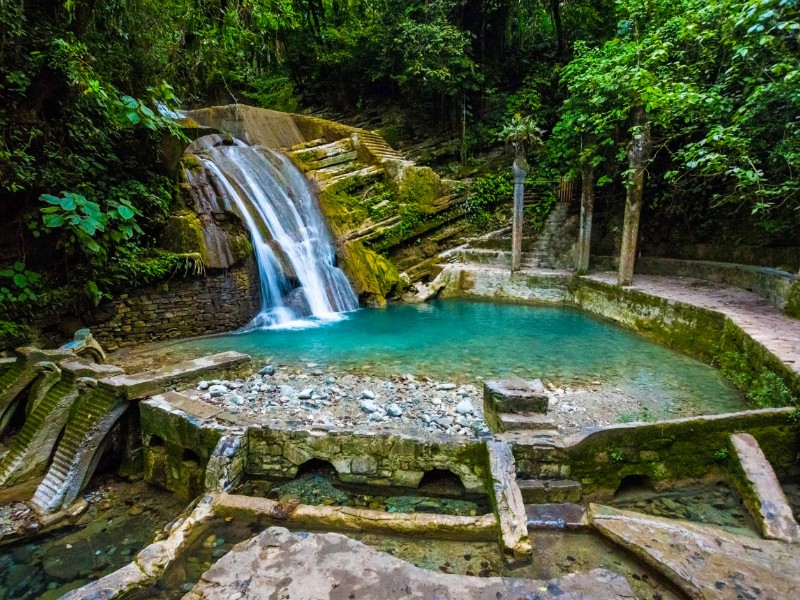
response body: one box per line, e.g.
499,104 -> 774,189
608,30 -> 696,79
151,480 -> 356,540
339,241 -> 403,307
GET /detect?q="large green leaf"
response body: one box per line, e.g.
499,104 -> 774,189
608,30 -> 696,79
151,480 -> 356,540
117,205 -> 135,220
43,214 -> 65,228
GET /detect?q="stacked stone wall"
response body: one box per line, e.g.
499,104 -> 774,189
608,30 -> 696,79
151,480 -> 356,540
91,261 -> 260,349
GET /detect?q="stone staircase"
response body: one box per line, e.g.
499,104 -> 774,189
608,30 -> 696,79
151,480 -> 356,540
524,202 -> 578,269
453,201 -> 578,271
286,135 -> 387,191
0,359 -> 123,487
30,383 -> 128,514
0,378 -> 77,486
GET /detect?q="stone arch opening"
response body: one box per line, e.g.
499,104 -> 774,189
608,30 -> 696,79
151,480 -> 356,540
418,469 -> 466,496
182,448 -> 202,467
149,434 -> 165,447
297,458 -> 338,479
613,474 -> 655,499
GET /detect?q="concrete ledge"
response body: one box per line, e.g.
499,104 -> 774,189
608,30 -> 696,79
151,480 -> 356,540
103,351 -> 251,400
592,255 -> 798,313
210,492 -> 498,540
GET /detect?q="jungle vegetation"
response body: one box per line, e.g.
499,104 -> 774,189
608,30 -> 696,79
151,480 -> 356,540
0,0 -> 798,317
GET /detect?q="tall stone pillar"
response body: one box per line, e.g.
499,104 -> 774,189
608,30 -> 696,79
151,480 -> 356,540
511,154 -> 528,273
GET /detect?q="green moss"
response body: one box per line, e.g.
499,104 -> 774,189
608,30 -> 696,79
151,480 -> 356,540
786,280 -> 800,319
339,241 -> 403,307
318,179 -> 370,236
391,165 -> 441,212
160,213 -> 207,260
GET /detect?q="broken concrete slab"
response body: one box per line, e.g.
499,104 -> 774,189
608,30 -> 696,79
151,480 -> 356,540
182,526 -> 635,600
102,351 -> 251,400
486,440 -> 532,556
485,380 -> 550,412
728,432 -> 800,543
590,503 -> 800,600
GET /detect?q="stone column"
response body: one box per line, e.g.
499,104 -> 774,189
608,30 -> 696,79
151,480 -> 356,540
511,153 -> 528,273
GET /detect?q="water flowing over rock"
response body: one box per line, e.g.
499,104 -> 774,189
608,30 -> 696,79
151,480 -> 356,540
188,139 -> 358,328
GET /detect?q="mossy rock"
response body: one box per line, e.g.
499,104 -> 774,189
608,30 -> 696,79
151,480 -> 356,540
160,213 -> 207,262
318,181 -> 371,237
340,242 -> 404,307
386,163 -> 442,212
785,280 -> 800,319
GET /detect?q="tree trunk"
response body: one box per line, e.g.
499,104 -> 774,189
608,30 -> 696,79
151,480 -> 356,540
576,158 -> 595,273
511,151 -> 528,273
618,105 -> 652,286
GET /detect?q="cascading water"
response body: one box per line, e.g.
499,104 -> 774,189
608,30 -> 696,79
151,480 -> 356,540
191,141 -> 358,328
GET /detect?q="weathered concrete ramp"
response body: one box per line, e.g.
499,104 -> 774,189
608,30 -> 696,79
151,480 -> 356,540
29,351 -> 250,514
590,504 -> 800,600
0,360 -> 123,486
183,527 -> 634,600
486,440 -> 532,556
0,349 -> 70,434
728,432 -> 800,543
30,382 -> 128,513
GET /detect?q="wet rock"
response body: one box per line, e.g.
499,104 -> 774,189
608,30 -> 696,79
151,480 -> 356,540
360,390 -> 376,400
455,399 -> 474,415
197,381 -> 210,390
279,385 -> 295,397
298,388 -> 314,400
360,399 -> 378,413
208,384 -> 228,397
228,394 -> 245,406
259,365 -> 276,376
386,403 -> 403,417
127,505 -> 143,516
436,383 -> 456,391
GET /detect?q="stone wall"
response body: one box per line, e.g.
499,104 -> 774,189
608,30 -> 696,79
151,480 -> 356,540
91,261 -> 261,350
246,425 -> 489,492
511,408 -> 800,500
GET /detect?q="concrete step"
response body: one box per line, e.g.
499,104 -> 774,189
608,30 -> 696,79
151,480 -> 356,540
498,412 -> 556,432
526,503 -> 588,529
518,479 -> 582,504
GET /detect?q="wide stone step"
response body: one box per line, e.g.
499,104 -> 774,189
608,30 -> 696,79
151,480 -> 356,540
289,139 -> 353,162
318,165 -> 382,190
498,412 -> 556,432
304,150 -> 358,171
518,479 -> 582,504
312,162 -> 362,181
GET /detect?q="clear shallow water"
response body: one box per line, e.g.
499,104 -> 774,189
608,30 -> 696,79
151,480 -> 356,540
138,518 -> 680,600
163,298 -> 743,416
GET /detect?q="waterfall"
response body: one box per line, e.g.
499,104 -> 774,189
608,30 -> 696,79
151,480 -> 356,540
194,142 -> 358,329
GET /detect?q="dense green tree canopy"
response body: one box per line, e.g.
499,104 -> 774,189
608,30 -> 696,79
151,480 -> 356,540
0,0 -> 797,317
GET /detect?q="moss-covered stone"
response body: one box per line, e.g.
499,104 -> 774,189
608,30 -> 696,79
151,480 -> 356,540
339,241 -> 403,307
386,162 -> 441,212
160,213 -> 207,262
786,280 -> 800,319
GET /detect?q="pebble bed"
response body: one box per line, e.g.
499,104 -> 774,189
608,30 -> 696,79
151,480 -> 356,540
185,363 -> 652,437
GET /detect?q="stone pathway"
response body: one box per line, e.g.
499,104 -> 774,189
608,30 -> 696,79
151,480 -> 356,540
585,272 -> 800,377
